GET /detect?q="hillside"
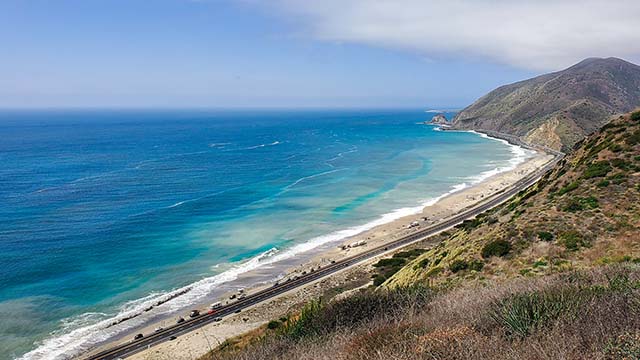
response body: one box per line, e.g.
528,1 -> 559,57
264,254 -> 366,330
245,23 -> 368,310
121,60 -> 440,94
388,110 -> 640,288
201,110 -> 640,360
453,57 -> 640,151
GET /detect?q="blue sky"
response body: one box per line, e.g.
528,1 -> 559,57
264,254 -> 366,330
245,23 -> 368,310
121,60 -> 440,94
2,0 -> 638,108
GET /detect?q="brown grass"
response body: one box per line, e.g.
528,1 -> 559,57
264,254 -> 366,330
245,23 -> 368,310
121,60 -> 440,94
202,265 -> 640,360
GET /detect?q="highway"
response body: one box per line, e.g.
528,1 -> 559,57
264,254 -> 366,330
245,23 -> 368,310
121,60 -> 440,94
84,151 -> 563,360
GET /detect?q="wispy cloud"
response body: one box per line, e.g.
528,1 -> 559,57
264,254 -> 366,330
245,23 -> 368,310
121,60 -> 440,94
266,0 -> 640,70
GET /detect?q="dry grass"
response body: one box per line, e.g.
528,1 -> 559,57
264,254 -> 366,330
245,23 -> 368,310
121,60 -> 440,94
201,265 -> 640,360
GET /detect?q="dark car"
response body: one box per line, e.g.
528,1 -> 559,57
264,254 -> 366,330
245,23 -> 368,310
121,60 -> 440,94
189,310 -> 200,318
134,333 -> 144,340
169,336 -> 177,341
234,309 -> 241,314
176,317 -> 185,324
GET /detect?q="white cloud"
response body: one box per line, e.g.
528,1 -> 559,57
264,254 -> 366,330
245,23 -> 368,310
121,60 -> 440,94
268,0 -> 640,70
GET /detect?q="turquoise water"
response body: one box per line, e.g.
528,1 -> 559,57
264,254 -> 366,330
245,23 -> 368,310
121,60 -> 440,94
0,109 -> 527,359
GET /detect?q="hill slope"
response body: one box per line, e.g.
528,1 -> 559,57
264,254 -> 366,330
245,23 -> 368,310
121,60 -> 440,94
453,57 -> 640,151
388,110 -> 640,288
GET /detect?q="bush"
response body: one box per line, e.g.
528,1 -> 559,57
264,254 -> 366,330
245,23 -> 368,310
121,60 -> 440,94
417,258 -> 430,268
559,231 -> 587,251
611,158 -> 630,170
267,320 -> 281,330
489,288 -> 587,337
537,231 -> 554,241
557,181 -> 580,195
481,240 -> 512,258
372,275 -> 387,286
468,259 -> 485,271
631,110 -> 640,121
583,161 -> 612,179
562,196 -> 599,212
449,260 -> 468,273
609,143 -> 624,153
278,286 -> 432,340
626,129 -> 640,146
373,258 -> 406,268
392,248 -> 425,259
597,179 -> 610,188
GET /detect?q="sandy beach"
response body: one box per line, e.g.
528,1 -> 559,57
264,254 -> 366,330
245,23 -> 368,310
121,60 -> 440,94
86,149 -> 555,360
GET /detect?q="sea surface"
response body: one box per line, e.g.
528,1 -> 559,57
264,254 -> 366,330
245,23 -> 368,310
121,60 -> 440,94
0,109 -> 530,359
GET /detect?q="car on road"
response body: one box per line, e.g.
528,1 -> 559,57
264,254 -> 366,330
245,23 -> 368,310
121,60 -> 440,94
189,310 -> 200,318
133,334 -> 144,340
234,309 -> 241,314
207,309 -> 216,314
176,317 -> 185,324
154,327 -> 163,333
210,302 -> 222,309
169,336 -> 177,340
214,317 -> 222,322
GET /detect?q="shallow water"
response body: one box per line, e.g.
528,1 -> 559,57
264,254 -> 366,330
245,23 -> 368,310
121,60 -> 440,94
0,109 -> 526,359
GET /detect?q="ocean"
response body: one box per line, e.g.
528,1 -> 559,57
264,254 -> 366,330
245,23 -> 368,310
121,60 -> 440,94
0,109 -> 530,359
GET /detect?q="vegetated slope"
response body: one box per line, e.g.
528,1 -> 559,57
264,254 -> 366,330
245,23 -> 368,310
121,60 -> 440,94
453,57 -> 640,151
202,111 -> 640,360
388,110 -> 640,288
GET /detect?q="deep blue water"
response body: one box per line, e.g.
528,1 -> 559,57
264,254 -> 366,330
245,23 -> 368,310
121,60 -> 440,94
0,109 -> 524,359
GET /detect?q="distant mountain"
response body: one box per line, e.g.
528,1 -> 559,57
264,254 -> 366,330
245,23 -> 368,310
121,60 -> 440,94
453,57 -> 640,151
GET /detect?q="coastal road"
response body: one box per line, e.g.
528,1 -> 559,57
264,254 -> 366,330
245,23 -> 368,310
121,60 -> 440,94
84,151 -> 563,360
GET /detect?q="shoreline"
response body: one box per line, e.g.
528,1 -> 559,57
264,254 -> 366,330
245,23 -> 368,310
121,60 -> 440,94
80,140 -> 554,360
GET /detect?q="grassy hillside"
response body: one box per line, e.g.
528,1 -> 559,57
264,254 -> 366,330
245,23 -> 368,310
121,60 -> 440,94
388,110 -> 640,288
200,111 -> 640,360
453,58 -> 640,151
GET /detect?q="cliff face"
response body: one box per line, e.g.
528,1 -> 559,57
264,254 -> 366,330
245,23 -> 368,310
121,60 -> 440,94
453,57 -> 640,151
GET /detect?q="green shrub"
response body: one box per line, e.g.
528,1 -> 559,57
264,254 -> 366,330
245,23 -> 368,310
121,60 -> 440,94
468,259 -> 485,271
392,248 -> 425,259
631,110 -> 640,121
481,240 -> 512,258
609,143 -> 624,153
372,274 -> 387,286
597,179 -> 610,188
583,161 -> 612,179
557,181 -> 580,195
417,258 -> 430,268
373,258 -> 406,268
562,196 -> 599,212
626,129 -> 640,146
611,158 -> 630,170
489,288 -> 587,337
559,231 -> 587,251
449,260 -> 468,273
267,320 -> 281,330
537,231 -> 554,241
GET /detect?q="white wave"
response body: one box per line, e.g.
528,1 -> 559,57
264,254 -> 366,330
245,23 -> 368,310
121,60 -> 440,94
466,131 -> 534,183
208,142 -> 231,148
283,169 -> 344,191
19,247 -> 285,360
424,109 -> 445,113
167,200 -> 186,208
243,141 -> 281,150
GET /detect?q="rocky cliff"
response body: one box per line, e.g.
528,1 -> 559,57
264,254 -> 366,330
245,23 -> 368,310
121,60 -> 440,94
453,57 -> 640,151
